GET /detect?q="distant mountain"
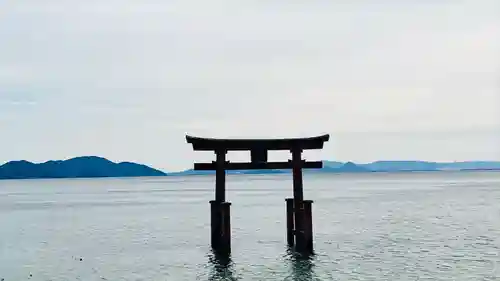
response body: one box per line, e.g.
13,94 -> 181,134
0,156 -> 166,180
172,161 -> 369,175
3,157 -> 498,180
322,161 -> 345,169
172,160 -> 500,175
324,162 -> 370,173
361,161 -> 439,172
358,161 -> 500,172
435,161 -> 500,170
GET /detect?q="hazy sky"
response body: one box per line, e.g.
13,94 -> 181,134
1,0 -> 499,171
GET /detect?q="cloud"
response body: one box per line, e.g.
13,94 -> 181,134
0,0 -> 499,170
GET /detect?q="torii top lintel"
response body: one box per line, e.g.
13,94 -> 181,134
186,134 -> 330,151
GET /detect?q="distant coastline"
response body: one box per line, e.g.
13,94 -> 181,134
1,156 -> 499,180
0,156 -> 166,180
169,160 -> 500,176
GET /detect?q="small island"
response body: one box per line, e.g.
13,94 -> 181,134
0,156 -> 166,180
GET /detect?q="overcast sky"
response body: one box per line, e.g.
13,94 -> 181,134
1,0 -> 499,172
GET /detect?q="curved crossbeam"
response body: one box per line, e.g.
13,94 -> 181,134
186,134 -> 330,151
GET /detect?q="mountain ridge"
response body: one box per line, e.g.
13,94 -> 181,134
0,156 -> 166,180
1,157 -> 500,180
171,160 -> 500,176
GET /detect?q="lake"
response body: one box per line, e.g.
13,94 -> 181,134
1,171 -> 500,280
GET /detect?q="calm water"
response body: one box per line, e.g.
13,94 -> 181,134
1,172 -> 500,280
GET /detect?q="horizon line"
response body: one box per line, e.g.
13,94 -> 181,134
2,156 -> 500,174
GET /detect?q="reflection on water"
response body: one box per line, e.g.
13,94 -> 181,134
208,251 -> 237,281
208,248 -> 316,281
285,248 -> 315,281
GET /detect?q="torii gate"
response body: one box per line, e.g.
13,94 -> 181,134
186,134 -> 330,254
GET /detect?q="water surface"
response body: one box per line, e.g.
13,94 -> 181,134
1,172 -> 500,280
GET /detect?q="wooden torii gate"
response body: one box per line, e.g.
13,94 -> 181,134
186,134 -> 330,254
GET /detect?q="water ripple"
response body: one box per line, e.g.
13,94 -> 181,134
1,172 -> 500,280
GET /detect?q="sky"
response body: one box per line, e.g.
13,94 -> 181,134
0,0 -> 499,172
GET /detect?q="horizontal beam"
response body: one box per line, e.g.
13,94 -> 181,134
186,134 -> 330,151
193,161 -> 323,171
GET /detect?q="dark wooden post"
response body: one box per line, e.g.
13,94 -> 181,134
286,198 -> 295,247
286,198 -> 314,253
215,150 -> 226,202
210,200 -> 221,249
291,148 -> 304,201
210,149 -> 230,254
303,200 -> 314,253
291,148 -> 307,252
220,202 -> 231,253
209,201 -> 232,254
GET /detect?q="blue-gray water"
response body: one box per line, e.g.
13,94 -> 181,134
1,172 -> 500,280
